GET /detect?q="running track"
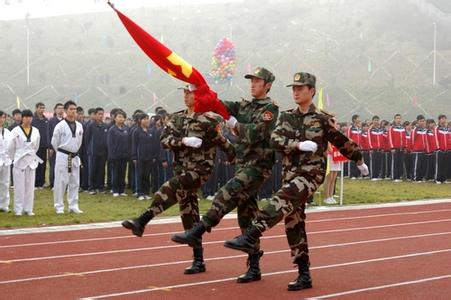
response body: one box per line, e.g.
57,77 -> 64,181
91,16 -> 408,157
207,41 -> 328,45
1,200 -> 450,299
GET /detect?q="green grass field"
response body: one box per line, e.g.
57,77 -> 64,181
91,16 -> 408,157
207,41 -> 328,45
0,179 -> 449,229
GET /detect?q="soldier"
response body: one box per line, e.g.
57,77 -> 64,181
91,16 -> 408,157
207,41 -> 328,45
122,85 -> 235,274
223,72 -> 368,291
51,101 -> 84,214
0,111 -> 12,212
171,67 -> 279,283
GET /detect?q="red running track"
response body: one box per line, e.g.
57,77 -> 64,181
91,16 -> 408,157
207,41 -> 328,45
0,201 -> 450,299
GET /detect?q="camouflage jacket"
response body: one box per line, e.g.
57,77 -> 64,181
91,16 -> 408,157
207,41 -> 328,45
271,103 -> 362,183
222,97 -> 279,170
161,110 -> 235,176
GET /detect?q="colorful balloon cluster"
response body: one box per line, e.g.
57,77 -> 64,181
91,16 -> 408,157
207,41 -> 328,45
211,38 -> 236,82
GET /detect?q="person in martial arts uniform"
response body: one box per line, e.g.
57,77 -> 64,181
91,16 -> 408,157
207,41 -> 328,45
51,100 -> 84,214
8,109 -> 42,216
0,111 -> 13,212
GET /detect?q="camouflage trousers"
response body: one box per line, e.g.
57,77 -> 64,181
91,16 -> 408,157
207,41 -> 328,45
202,165 -> 270,235
146,171 -> 208,231
254,174 -> 321,263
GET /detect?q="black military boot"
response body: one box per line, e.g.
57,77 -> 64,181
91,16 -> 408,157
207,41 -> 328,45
224,226 -> 262,253
237,250 -> 264,283
171,222 -> 208,248
121,211 -> 153,237
184,247 -> 206,274
287,260 -> 313,291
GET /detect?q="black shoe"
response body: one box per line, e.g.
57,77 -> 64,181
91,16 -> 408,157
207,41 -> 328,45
237,250 -> 263,283
224,226 -> 262,253
121,219 -> 145,237
184,247 -> 206,274
171,222 -> 208,248
287,261 -> 313,291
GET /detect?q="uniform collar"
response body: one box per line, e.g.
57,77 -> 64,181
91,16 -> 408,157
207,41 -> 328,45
252,97 -> 271,105
294,103 -> 317,116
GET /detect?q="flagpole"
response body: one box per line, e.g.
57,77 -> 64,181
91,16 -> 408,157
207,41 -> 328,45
339,162 -> 344,205
432,22 -> 437,86
26,23 -> 30,86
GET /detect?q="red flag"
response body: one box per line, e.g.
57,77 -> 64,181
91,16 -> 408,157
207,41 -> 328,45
109,3 -> 230,119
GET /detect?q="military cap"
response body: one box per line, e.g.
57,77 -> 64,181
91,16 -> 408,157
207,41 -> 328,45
286,72 -> 316,88
244,67 -> 275,83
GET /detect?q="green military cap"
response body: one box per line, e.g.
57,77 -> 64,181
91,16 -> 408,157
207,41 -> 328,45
244,67 -> 275,83
286,72 -> 316,88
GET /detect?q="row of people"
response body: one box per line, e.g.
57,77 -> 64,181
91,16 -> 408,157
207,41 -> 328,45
343,114 -> 450,183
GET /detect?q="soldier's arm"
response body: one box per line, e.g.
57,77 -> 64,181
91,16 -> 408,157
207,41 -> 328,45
324,117 -> 363,163
270,112 -> 300,153
160,117 -> 184,149
221,100 -> 241,117
236,104 -> 279,144
211,124 -> 236,162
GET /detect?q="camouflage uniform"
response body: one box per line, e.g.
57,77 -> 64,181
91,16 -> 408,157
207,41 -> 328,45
201,69 -> 279,235
253,73 -> 363,264
145,110 -> 235,222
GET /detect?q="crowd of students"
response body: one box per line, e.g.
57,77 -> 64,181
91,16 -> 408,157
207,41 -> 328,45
341,114 -> 450,184
0,103 -> 449,216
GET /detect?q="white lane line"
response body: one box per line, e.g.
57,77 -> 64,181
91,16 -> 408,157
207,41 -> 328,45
1,231 -> 450,285
1,198 -> 450,236
2,208 -> 450,249
307,275 -> 451,299
80,248 -> 451,299
2,219 -> 450,263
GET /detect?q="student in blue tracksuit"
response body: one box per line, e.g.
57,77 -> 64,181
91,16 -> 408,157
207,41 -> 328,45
107,110 -> 130,197
128,110 -> 144,194
31,102 -> 49,188
85,107 -> 108,194
131,113 -> 153,201
47,103 -> 64,189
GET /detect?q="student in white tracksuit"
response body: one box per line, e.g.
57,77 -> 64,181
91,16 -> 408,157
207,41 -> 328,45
0,111 -> 12,212
8,109 -> 42,216
51,101 -> 84,214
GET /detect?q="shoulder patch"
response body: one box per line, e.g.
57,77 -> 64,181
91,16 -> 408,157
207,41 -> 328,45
262,110 -> 274,121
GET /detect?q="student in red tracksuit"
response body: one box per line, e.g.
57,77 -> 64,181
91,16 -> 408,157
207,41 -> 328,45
346,114 -> 362,179
381,120 -> 391,179
425,119 -> 439,181
388,114 -> 407,181
404,121 -> 413,180
434,115 -> 449,183
360,123 -> 370,173
367,116 -> 384,180
411,115 -> 428,182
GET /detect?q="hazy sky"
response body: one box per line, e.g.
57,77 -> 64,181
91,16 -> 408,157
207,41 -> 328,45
0,0 -> 243,20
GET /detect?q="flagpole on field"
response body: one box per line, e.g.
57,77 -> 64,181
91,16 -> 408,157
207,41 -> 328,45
26,18 -> 30,86
340,162 -> 344,206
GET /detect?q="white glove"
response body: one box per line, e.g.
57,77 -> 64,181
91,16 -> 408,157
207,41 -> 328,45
357,163 -> 369,176
298,141 -> 318,152
226,116 -> 238,129
182,137 -> 203,148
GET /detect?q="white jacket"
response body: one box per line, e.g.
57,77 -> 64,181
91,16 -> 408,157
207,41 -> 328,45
9,126 -> 42,170
0,127 -> 12,166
